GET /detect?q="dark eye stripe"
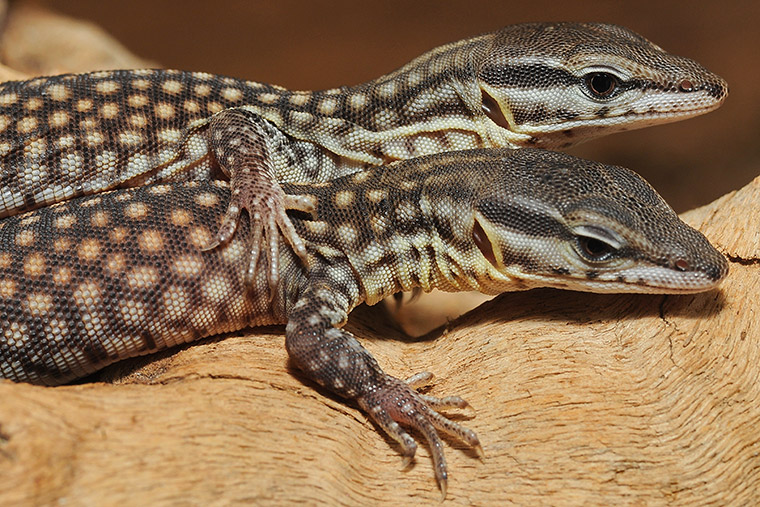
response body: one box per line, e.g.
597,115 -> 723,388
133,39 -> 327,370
477,198 -> 570,239
480,64 -> 579,88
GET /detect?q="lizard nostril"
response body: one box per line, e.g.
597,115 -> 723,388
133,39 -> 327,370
678,79 -> 694,92
675,259 -> 689,271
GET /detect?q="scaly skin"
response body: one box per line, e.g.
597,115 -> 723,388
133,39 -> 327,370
0,148 -> 727,497
0,23 -> 728,293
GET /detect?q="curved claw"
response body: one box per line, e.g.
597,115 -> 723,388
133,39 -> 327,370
357,373 -> 480,499
201,185 -> 316,297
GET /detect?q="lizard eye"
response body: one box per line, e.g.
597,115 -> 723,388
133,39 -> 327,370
584,72 -> 619,99
576,235 -> 616,261
678,79 -> 694,92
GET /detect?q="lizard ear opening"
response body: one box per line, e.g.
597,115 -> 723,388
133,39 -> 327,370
473,217 -> 498,268
480,87 -> 512,131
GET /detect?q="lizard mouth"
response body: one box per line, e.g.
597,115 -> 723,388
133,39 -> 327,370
518,100 -> 725,149
558,262 -> 728,294
533,100 -> 724,134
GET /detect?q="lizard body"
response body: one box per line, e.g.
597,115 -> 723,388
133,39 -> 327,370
0,148 -> 727,496
0,23 -> 727,289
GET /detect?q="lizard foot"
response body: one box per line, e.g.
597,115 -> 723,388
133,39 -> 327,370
205,107 -> 318,296
202,180 -> 316,294
357,371 -> 482,499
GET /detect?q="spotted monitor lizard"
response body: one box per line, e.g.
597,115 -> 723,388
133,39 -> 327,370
0,23 -> 727,292
0,148 -> 728,496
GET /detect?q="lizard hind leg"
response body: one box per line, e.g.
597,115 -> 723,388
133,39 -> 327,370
286,277 -> 481,498
204,108 -> 315,293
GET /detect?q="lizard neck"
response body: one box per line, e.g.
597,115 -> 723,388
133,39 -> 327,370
249,33 -> 528,166
288,152 -> 524,309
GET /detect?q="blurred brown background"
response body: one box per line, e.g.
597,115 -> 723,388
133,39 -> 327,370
41,0 -> 760,213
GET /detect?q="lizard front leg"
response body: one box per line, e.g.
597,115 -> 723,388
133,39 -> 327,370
206,108 -> 316,292
285,270 -> 481,497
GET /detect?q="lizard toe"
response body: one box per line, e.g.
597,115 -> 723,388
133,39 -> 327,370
357,374 -> 480,498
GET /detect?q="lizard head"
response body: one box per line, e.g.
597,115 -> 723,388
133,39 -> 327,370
474,23 -> 728,149
467,148 -> 728,294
